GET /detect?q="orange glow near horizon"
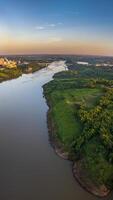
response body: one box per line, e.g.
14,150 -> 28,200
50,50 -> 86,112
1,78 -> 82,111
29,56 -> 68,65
0,0 -> 113,57
0,35 -> 113,56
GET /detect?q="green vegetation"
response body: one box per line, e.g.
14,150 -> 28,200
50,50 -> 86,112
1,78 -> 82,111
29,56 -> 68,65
0,68 -> 22,82
44,66 -> 113,195
68,63 -> 113,80
0,62 -> 47,83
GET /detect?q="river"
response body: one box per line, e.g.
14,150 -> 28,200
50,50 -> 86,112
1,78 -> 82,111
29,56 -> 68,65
0,61 -> 112,200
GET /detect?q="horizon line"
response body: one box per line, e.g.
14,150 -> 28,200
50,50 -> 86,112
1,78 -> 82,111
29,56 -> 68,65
0,53 -> 113,58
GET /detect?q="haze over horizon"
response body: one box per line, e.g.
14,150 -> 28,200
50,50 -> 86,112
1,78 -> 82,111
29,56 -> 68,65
0,0 -> 113,56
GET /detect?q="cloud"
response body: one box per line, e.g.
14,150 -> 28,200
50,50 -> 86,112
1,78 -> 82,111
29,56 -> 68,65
35,22 -> 63,31
35,26 -> 45,30
47,23 -> 56,27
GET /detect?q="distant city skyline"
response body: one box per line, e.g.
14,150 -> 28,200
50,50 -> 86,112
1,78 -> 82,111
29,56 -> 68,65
0,0 -> 113,56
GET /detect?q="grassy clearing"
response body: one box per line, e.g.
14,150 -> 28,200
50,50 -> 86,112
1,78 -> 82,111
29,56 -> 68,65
45,80 -> 102,150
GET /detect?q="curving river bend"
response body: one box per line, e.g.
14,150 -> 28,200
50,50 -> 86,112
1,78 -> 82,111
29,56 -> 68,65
0,61 -> 112,200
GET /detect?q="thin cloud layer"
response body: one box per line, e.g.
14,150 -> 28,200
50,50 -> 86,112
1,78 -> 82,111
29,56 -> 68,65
35,22 -> 63,30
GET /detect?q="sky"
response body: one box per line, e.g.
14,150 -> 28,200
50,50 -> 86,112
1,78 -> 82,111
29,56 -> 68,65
0,0 -> 113,56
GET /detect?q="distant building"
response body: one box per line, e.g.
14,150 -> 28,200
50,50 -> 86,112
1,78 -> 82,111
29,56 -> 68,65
96,63 -> 113,67
0,58 -> 17,69
17,61 -> 29,67
76,61 -> 89,66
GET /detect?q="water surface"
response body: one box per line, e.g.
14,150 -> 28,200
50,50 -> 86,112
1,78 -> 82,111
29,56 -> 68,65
0,61 -> 112,200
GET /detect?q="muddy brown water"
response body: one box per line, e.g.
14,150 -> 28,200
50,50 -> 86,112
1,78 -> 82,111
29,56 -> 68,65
0,62 -> 112,200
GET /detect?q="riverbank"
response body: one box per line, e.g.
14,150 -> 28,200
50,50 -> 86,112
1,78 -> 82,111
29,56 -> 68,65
0,68 -> 22,83
43,72 -> 113,197
44,92 -> 110,197
45,96 -> 69,160
0,63 -> 47,83
73,162 -> 110,197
